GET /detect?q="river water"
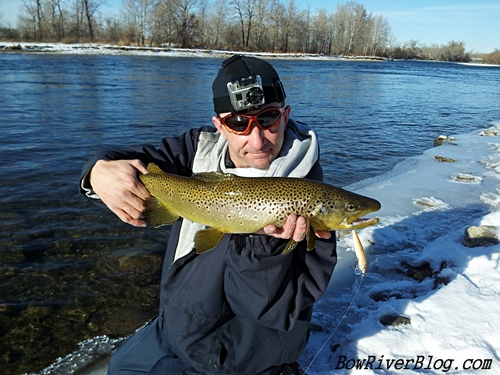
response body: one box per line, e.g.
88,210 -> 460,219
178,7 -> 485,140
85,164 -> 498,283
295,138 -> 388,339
1,53 -> 499,374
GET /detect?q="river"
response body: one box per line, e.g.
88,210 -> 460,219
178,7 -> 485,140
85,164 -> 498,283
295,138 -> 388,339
0,53 -> 499,374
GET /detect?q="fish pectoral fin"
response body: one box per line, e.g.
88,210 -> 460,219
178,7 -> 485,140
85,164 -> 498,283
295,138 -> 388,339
194,228 -> 226,254
144,197 -> 180,228
306,226 -> 316,251
309,216 -> 329,231
282,239 -> 298,255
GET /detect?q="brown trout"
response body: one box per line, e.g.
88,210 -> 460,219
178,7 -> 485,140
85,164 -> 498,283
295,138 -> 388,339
140,163 -> 381,254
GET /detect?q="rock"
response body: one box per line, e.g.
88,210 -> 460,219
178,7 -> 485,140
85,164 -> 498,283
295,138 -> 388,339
380,314 -> 411,327
462,225 -> 499,247
402,261 -> 433,282
433,135 -> 448,146
481,129 -> 500,136
452,174 -> 482,184
434,155 -> 456,162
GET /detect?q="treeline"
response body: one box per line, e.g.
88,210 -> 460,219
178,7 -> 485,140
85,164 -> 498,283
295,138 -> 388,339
3,0 -> 393,55
391,40 -> 471,62
0,0 -> 496,64
481,49 -> 500,65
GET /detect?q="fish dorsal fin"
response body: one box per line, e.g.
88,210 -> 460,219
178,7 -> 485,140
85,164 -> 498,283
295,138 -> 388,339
192,172 -> 236,182
147,163 -> 165,174
144,196 -> 179,228
194,227 -> 226,254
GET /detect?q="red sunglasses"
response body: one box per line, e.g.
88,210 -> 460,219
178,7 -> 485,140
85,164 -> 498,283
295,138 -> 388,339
219,106 -> 288,135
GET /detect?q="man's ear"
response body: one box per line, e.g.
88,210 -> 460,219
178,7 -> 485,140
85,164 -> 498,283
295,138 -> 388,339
212,116 -> 227,140
284,105 -> 291,122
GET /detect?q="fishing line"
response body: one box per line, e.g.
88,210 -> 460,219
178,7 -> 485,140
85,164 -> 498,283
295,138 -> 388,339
303,256 -> 365,374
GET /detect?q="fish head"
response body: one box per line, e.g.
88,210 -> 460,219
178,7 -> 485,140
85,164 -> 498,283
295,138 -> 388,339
313,189 -> 381,231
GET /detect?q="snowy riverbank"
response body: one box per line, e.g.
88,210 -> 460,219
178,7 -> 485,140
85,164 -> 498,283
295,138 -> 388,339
0,41 -> 388,61
301,121 -> 500,374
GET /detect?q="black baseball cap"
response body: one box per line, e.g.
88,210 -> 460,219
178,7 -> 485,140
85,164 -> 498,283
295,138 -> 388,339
212,55 -> 286,114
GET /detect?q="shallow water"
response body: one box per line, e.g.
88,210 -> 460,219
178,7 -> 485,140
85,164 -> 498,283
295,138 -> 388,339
0,53 -> 499,374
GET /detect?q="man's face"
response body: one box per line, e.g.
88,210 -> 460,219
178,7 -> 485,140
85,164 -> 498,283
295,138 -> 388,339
212,103 -> 291,169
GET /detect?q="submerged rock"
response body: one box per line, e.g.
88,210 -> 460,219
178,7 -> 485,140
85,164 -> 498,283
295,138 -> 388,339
433,135 -> 456,147
434,155 -> 456,162
433,135 -> 448,146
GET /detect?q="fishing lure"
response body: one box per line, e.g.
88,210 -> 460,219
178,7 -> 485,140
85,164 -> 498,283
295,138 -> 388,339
352,229 -> 367,275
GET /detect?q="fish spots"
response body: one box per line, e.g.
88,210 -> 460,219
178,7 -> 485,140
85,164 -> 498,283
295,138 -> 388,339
140,165 -> 381,236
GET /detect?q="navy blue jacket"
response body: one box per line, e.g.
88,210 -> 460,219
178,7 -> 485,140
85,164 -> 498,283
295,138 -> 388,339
80,126 -> 337,375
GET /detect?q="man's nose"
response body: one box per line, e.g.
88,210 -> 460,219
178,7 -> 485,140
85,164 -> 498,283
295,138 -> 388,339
247,120 -> 267,148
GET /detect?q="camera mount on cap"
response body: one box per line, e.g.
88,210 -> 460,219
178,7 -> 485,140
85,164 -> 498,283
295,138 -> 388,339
227,75 -> 265,112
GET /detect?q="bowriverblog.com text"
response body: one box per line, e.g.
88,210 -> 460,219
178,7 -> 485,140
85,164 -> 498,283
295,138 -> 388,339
335,355 -> 493,372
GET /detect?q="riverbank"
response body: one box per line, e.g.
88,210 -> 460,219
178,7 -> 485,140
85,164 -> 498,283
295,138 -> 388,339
0,41 -> 389,61
3,41 -> 498,66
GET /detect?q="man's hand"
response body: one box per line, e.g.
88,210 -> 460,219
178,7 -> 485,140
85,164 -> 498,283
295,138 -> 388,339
90,159 -> 151,227
261,214 -> 331,243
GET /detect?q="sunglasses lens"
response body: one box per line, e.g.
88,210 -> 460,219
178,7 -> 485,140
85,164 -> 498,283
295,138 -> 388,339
222,108 -> 284,134
257,110 -> 281,128
225,115 -> 250,132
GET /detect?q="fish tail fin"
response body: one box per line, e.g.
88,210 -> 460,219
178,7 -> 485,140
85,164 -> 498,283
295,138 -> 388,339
194,228 -> 226,254
144,196 -> 179,228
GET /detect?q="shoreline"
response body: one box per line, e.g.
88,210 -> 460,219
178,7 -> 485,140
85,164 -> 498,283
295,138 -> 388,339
2,42 -> 498,66
0,41 -> 391,61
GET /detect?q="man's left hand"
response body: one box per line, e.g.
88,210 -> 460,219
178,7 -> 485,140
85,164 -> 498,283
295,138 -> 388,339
260,214 -> 331,242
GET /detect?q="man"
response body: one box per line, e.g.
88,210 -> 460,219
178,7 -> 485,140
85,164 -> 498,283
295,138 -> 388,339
80,55 -> 337,375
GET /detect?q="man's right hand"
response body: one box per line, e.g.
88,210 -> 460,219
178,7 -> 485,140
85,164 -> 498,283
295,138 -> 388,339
90,159 -> 151,227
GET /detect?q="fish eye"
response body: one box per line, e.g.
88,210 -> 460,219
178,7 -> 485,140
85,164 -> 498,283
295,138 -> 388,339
346,203 -> 357,211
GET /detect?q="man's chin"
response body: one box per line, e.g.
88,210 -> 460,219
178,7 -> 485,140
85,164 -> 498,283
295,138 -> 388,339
247,158 -> 273,169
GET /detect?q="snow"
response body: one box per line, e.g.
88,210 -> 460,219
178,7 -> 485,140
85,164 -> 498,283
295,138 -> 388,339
301,122 -> 500,374
0,42 -> 386,61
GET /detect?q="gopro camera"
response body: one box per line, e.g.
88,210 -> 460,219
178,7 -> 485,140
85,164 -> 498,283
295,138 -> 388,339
227,75 -> 265,112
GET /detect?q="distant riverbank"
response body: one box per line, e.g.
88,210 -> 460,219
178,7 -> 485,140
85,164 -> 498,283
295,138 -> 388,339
3,42 -> 499,66
0,41 -> 389,61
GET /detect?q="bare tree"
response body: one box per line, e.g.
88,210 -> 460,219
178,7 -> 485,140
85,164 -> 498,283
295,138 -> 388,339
342,1 -> 370,53
123,0 -> 156,45
205,0 -> 228,47
279,0 -> 300,52
310,8 -> 329,54
22,0 -> 44,40
151,0 -> 177,46
82,0 -> 104,41
47,0 -> 66,40
367,15 -> 390,55
252,0 -> 269,50
173,0 -> 199,47
230,0 -> 257,48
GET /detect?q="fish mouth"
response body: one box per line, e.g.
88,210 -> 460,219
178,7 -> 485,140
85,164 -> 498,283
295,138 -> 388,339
345,216 -> 379,229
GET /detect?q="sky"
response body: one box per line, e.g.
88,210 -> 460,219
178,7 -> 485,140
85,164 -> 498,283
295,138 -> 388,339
1,0 -> 499,53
